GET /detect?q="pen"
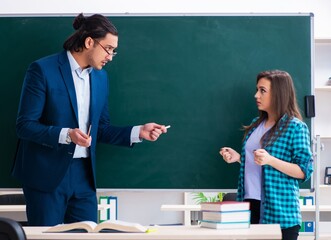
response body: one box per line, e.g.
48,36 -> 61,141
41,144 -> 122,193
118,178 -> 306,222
87,125 -> 92,136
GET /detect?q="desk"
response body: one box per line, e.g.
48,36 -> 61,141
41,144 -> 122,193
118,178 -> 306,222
161,204 -> 201,226
0,205 -> 111,212
161,204 -> 331,213
24,224 -> 281,240
161,205 -> 201,211
161,204 -> 331,226
0,205 -> 111,222
0,205 -> 25,212
0,205 -> 27,221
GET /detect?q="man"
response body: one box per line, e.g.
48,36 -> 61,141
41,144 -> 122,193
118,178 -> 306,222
12,13 -> 167,226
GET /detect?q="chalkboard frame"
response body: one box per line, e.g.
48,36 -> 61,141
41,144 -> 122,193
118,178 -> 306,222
0,13 -> 313,190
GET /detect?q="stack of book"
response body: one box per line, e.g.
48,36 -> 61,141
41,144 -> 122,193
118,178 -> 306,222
200,201 -> 251,229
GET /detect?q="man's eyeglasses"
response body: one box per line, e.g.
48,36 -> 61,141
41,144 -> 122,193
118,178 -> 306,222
94,39 -> 117,57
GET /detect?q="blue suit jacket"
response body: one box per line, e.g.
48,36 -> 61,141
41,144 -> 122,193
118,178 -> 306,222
12,51 -> 133,192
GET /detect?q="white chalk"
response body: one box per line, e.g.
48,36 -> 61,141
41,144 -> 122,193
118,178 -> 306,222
165,125 -> 171,129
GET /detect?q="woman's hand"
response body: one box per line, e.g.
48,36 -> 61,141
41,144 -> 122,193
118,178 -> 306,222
219,147 -> 241,163
253,149 -> 271,166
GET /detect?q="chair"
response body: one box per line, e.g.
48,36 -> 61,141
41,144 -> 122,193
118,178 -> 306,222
0,194 -> 26,205
0,194 -> 27,226
0,217 -> 26,240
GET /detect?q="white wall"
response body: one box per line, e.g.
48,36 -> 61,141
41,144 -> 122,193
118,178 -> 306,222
1,0 -> 330,226
1,0 -> 331,39
97,191 -> 184,225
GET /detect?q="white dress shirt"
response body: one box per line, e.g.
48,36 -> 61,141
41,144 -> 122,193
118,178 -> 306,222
58,51 -> 141,158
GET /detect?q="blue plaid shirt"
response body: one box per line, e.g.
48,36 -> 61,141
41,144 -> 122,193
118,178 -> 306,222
236,115 -> 313,229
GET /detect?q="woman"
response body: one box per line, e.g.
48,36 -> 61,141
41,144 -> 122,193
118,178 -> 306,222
220,70 -> 313,240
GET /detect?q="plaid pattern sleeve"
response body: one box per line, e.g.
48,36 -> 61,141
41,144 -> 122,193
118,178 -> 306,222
236,115 -> 313,229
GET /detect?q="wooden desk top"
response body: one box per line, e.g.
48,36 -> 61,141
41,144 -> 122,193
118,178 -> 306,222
161,204 -> 201,211
161,204 -> 331,212
0,205 -> 25,212
24,224 -> 281,240
0,204 -> 110,212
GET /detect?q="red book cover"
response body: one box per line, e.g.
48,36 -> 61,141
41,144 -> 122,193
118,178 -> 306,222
200,201 -> 250,212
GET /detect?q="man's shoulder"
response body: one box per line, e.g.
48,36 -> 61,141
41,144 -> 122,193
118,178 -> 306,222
35,51 -> 66,65
91,68 -> 108,79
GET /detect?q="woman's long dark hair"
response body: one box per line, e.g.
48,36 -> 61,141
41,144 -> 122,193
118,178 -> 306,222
243,70 -> 302,147
63,13 -> 118,52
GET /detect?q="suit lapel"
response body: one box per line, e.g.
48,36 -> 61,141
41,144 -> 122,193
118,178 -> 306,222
58,51 -> 79,123
89,71 -> 97,125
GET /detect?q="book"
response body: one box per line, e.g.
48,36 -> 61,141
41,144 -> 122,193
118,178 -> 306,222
202,210 -> 250,222
99,196 -> 110,223
99,196 -> 118,223
200,201 -> 250,212
200,220 -> 250,230
108,196 -> 118,221
45,220 -> 149,233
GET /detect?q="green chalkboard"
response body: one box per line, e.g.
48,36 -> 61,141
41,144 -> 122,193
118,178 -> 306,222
0,15 -> 312,189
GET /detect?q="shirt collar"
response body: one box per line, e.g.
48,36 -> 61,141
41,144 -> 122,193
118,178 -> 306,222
66,51 -> 93,77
